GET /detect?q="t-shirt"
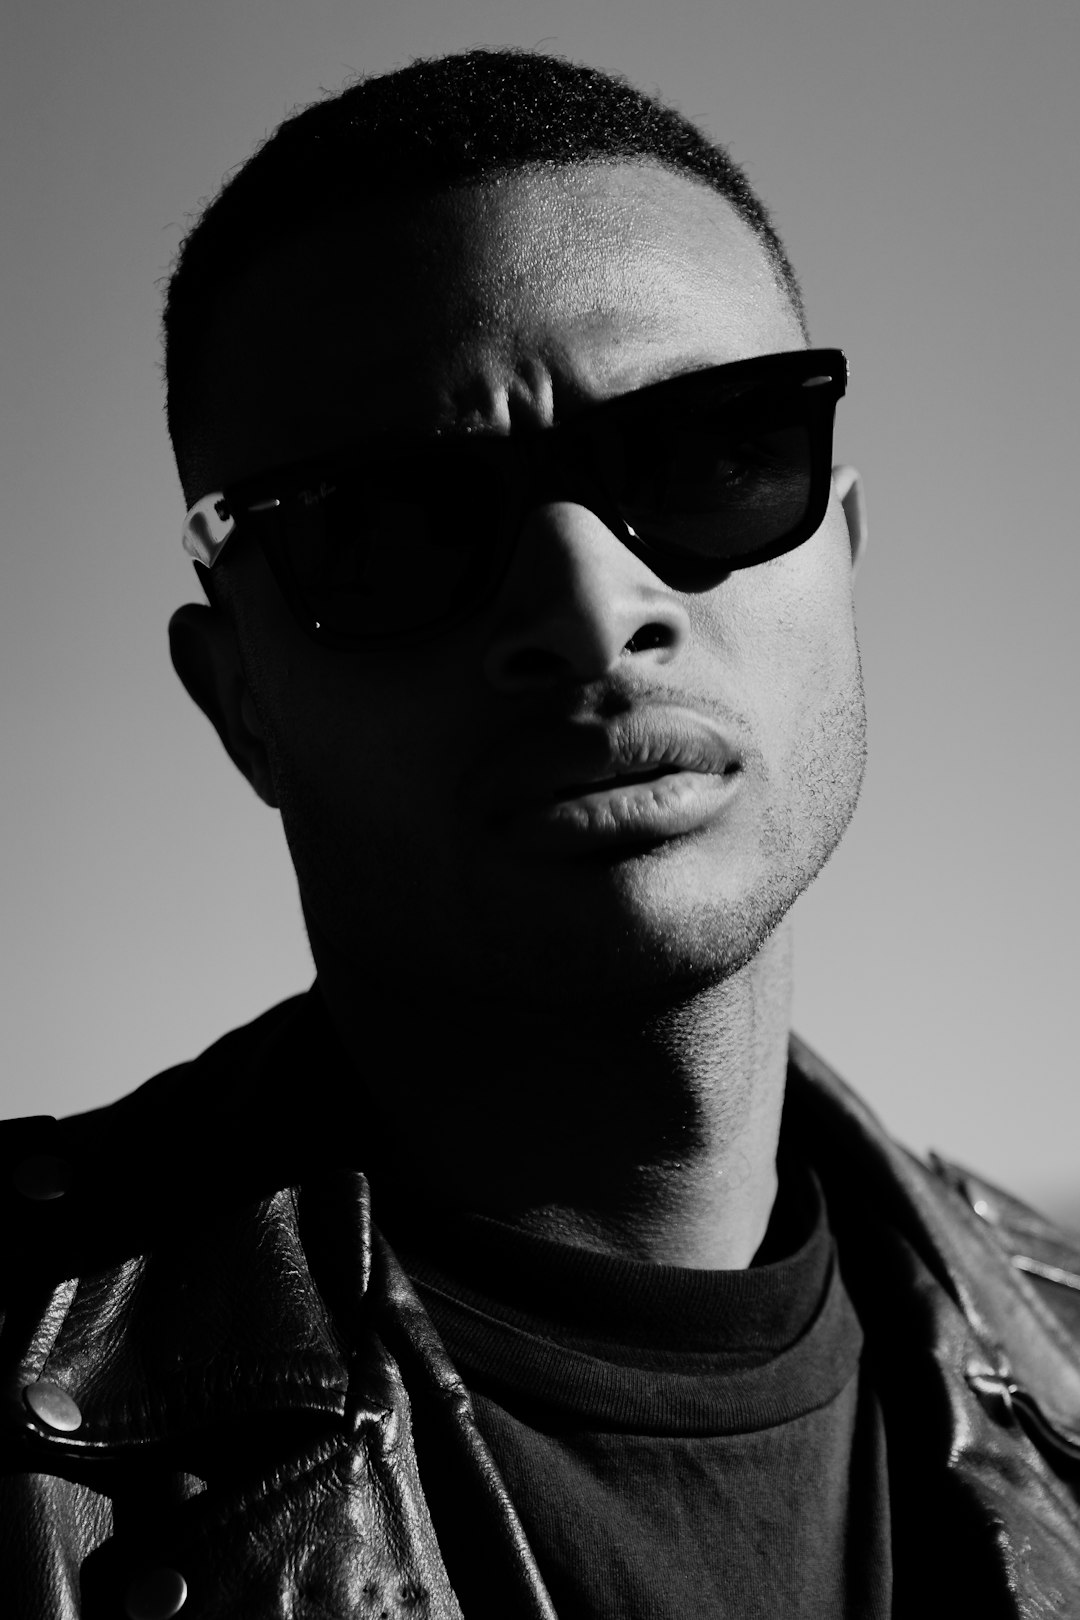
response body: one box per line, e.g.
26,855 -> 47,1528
383,1153 -> 892,1618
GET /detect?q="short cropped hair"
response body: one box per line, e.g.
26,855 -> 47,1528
164,47 -> 806,487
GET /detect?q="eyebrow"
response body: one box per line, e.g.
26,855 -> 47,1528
425,350 -> 752,442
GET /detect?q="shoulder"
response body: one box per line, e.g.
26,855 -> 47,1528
786,1034 -> 1080,1346
925,1151 -> 1080,1341
788,1031 -> 1080,1475
0,988 -> 338,1292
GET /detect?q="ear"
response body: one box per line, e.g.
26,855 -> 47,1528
831,465 -> 867,572
168,603 -> 278,807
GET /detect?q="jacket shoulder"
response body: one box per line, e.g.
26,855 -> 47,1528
787,1035 -> 1080,1468
788,1034 -> 1080,1340
927,1151 -> 1080,1342
0,989 -> 328,1293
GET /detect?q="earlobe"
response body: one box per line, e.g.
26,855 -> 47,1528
831,465 -> 867,572
168,603 -> 279,807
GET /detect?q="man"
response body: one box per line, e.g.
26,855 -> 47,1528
2,47 -> 1078,1620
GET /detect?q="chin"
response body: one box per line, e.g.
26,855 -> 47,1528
445,854 -> 803,1011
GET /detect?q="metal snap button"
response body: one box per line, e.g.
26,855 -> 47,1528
125,1567 -> 188,1620
23,1380 -> 83,1433
12,1154 -> 70,1200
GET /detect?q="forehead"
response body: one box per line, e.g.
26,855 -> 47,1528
193,163 -> 804,491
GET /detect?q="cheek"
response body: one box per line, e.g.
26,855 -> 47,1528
248,636 -> 497,853
229,551 -> 437,791
267,671 -> 425,805
695,516 -> 859,742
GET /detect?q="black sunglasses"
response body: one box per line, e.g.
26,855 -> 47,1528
182,347 -> 847,647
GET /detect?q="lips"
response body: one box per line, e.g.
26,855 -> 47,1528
468,709 -> 743,854
553,763 -> 675,799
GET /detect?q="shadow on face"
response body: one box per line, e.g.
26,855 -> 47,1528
170,162 -> 866,1012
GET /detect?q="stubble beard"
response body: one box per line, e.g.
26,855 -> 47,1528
264,650 -> 868,1021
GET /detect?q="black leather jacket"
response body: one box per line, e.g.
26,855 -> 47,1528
2,991 -> 1079,1618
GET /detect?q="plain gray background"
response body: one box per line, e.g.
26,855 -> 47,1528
3,0 -> 1077,1224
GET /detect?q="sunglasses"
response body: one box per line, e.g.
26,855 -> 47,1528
182,347 -> 847,647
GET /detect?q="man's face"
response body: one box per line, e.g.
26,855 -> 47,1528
193,163 -> 865,1012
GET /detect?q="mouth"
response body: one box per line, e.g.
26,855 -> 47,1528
551,763 -> 688,800
511,765 -> 744,857
470,711 -> 745,857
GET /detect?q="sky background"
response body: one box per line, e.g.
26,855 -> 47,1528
3,0 -> 1078,1225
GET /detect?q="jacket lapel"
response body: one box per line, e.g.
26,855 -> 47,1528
787,1036 -> 1080,1613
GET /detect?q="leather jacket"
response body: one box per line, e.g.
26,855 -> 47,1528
2,990 -> 1079,1619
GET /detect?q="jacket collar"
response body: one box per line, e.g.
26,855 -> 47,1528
16,993 -> 1080,1467
785,1033 -> 1080,1451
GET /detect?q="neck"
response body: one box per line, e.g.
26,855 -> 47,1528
315,921 -> 793,1270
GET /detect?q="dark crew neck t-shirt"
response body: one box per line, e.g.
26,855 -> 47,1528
384,1156 -> 892,1618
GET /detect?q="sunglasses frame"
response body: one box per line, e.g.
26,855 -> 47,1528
182,347 -> 848,648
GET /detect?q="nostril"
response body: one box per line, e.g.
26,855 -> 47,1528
623,624 -> 672,654
501,646 -> 568,684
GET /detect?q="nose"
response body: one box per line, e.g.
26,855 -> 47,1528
482,502 -> 693,693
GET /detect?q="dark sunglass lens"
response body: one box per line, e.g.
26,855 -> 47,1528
271,478 -> 496,637
615,414 -> 815,562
